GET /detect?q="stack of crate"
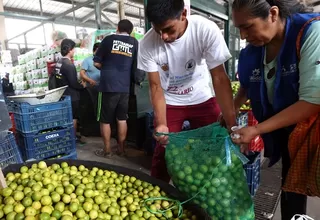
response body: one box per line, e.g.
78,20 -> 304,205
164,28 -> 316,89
9,96 -> 77,161
0,83 -> 23,168
0,131 -> 23,168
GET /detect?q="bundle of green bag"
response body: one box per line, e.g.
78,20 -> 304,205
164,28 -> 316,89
165,123 -> 255,220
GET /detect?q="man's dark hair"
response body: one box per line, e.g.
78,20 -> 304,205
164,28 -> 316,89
146,0 -> 184,25
61,39 -> 76,56
93,43 -> 100,52
118,19 -> 134,34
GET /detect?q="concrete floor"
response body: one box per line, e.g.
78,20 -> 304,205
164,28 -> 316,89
77,136 -> 320,220
76,136 -> 152,175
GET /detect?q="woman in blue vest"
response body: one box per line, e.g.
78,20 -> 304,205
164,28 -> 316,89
230,0 -> 320,219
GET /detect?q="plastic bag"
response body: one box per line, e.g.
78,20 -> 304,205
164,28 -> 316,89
283,113 -> 320,196
165,123 -> 255,219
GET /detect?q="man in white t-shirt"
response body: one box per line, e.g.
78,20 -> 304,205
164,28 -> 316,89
138,0 -> 237,182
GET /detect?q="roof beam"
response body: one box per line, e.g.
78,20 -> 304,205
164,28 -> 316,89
50,0 -> 143,19
52,0 -> 144,9
101,12 -> 117,28
81,1 -> 113,23
52,0 -> 94,20
2,7 -> 113,41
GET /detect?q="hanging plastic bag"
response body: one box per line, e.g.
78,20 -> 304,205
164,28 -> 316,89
165,123 -> 255,219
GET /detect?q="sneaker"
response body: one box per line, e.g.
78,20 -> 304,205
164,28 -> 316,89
291,215 -> 314,220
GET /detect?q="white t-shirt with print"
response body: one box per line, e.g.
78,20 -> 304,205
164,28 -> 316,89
138,15 -> 232,106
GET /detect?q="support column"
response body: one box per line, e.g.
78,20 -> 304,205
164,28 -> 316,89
118,0 -> 125,20
143,0 -> 151,32
0,0 -> 7,50
71,0 -> 77,36
39,0 -> 47,45
95,0 -> 102,29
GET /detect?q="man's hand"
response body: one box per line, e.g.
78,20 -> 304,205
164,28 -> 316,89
81,80 -> 86,88
217,113 -> 227,128
154,124 -> 169,145
210,65 -> 237,130
88,79 -> 97,87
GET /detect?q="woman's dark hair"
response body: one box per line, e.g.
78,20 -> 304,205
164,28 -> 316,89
232,0 -> 312,19
146,0 -> 184,25
93,43 -> 100,52
118,19 -> 134,34
61,39 -> 76,56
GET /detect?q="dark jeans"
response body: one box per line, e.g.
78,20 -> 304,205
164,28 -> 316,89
280,130 -> 307,220
86,87 -> 98,117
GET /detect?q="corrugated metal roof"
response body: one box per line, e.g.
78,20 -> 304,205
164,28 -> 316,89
3,0 -> 144,27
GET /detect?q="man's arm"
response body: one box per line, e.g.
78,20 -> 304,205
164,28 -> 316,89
80,69 -> 96,85
210,64 -> 237,129
148,72 -> 167,126
234,86 -> 248,113
80,59 -> 96,85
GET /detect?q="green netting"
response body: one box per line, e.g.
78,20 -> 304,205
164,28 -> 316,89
164,123 -> 255,220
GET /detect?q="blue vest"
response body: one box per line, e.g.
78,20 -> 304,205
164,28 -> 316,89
238,13 -> 320,166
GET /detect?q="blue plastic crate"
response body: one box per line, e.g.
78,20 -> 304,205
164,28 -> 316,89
243,151 -> 261,196
17,126 -> 76,161
0,131 -> 23,168
9,96 -> 73,133
57,151 -> 77,160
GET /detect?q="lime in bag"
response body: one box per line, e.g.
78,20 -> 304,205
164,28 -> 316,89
165,123 -> 255,219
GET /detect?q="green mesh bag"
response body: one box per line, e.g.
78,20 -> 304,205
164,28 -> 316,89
164,123 -> 255,220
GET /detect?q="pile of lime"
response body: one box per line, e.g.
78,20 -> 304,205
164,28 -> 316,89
0,161 -> 198,220
166,139 -> 255,220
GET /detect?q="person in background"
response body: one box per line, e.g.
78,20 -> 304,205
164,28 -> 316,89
229,0 -> 320,219
80,42 -> 101,115
56,38 -> 85,144
138,0 -> 236,183
1,73 -> 14,97
93,19 -> 139,157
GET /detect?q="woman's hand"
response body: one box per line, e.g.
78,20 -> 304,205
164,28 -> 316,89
231,126 -> 260,154
231,126 -> 260,145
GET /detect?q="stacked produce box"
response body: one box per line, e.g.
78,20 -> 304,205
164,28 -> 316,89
12,46 -> 60,95
0,50 -> 13,78
9,96 -> 77,161
232,81 -> 263,196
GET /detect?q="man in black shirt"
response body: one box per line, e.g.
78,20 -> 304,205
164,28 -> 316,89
94,19 -> 138,157
1,73 -> 14,97
56,39 -> 85,143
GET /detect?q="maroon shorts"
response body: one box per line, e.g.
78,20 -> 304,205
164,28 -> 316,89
151,97 -> 221,183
